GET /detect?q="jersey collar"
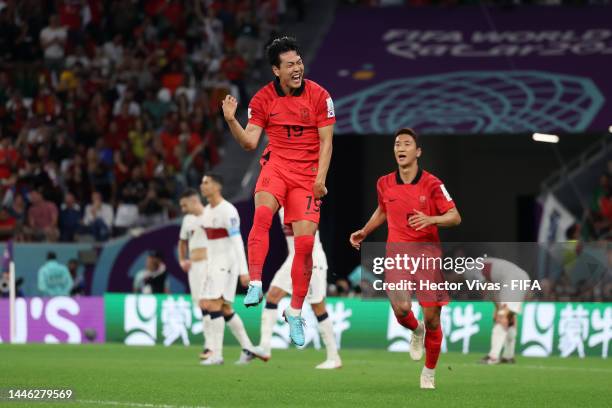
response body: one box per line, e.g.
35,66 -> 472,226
395,167 -> 422,185
274,77 -> 306,97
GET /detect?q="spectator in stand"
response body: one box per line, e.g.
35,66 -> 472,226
114,166 -> 147,235
38,252 -> 73,297
7,193 -> 26,240
86,146 -> 112,198
82,191 -> 113,241
133,250 -> 169,294
39,14 -> 67,76
25,189 -> 59,241
0,135 -> 19,180
0,206 -> 16,241
103,33 -> 124,68
0,4 -> 19,61
128,117 -> 151,160
68,258 -> 86,296
161,60 -> 186,95
59,191 -> 82,241
139,185 -> 169,226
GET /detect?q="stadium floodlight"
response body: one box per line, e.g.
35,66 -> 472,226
532,133 -> 559,143
609,125 -> 612,133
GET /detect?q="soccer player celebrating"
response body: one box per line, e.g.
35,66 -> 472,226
221,37 -> 335,346
199,174 -> 266,365
255,208 -> 341,369
178,189 -> 210,361
349,128 -> 461,389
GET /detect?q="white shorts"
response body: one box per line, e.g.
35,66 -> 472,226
188,260 -> 208,304
270,253 -> 327,304
201,253 -> 239,303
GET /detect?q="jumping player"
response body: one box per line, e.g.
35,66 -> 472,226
221,37 -> 335,346
350,128 -> 461,389
255,208 -> 341,369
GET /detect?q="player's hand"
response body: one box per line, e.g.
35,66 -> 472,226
408,210 -> 435,231
313,182 -> 328,199
350,229 -> 366,250
222,94 -> 238,121
180,260 -> 191,272
239,274 -> 250,287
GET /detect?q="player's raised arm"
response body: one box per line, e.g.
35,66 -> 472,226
222,95 -> 263,151
350,205 -> 387,250
314,124 -> 333,199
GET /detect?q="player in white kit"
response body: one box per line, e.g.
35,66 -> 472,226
466,257 -> 529,365
178,189 -> 210,360
199,173 -> 266,365
254,207 -> 342,369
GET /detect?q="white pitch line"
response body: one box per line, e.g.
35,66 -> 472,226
78,399 -> 209,408
454,363 -> 612,373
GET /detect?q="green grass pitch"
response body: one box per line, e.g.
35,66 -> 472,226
1,344 -> 611,408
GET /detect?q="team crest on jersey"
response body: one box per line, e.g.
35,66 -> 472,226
262,177 -> 270,187
300,108 -> 310,122
419,195 -> 427,209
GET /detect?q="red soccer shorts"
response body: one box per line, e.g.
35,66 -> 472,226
384,242 -> 450,307
254,159 -> 321,225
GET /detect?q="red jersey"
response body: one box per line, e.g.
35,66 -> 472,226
377,168 -> 455,243
248,78 -> 335,176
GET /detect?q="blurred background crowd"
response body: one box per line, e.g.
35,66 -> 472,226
0,0 -> 296,243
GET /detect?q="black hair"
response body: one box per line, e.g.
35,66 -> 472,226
47,252 -> 57,260
180,188 -> 199,199
394,128 -> 419,146
266,36 -> 301,67
205,173 -> 224,187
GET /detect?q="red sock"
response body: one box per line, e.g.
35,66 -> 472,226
425,326 -> 443,369
290,235 -> 315,310
395,311 -> 418,331
247,206 -> 273,281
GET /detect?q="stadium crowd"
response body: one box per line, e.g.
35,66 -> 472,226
0,0 -> 284,243
345,0 -> 611,6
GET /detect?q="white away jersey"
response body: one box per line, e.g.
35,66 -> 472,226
202,200 -> 241,254
179,212 -> 208,252
468,257 -> 530,284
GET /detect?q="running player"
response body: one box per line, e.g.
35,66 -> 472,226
178,188 -> 210,361
255,208 -> 341,369
349,128 -> 461,389
465,257 -> 529,365
199,174 -> 266,365
221,36 -> 335,346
